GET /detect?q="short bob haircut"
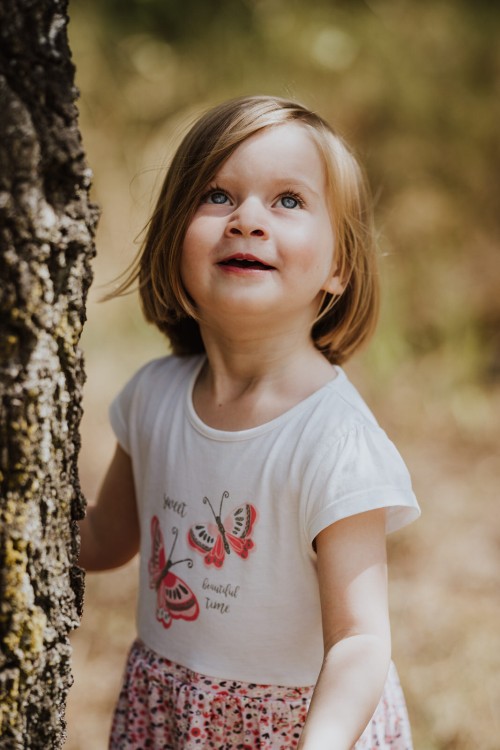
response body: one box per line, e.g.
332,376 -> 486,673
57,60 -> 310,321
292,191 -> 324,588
114,95 -> 379,365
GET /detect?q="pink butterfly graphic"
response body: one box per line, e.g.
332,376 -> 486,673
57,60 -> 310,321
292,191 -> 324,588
149,516 -> 200,629
188,491 -> 257,568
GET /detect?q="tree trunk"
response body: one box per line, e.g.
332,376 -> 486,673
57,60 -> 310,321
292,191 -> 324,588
0,1 -> 97,746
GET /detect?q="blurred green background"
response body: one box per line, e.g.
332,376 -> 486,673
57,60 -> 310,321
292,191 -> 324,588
67,1 -> 500,748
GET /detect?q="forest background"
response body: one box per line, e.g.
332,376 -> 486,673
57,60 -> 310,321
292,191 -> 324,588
66,1 -> 500,748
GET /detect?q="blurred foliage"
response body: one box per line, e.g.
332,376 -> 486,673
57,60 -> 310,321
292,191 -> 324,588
69,0 -> 500,391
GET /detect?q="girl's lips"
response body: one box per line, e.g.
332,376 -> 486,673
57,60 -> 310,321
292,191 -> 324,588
217,253 -> 275,271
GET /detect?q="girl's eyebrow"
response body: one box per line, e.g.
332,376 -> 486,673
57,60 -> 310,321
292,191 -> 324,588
276,178 -> 321,195
213,173 -> 321,197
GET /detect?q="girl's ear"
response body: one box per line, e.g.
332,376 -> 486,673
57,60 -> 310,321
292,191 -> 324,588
321,269 -> 345,296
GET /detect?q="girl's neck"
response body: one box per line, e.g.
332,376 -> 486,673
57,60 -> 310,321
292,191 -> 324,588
192,325 -> 337,431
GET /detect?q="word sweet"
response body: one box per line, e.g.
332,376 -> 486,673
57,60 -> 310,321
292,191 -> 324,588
162,494 -> 187,518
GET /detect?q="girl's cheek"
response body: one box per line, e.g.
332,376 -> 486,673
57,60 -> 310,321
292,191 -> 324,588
183,218 -> 209,251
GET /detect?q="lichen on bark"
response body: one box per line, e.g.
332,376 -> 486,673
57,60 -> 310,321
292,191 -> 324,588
0,1 -> 98,747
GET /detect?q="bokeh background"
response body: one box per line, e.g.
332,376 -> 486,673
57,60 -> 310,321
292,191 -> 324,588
66,1 -> 500,747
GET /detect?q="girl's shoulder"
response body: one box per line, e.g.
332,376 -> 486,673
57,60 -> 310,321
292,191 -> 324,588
119,353 -> 203,397
109,354 -> 203,432
317,366 -> 381,435
304,369 -> 421,537
305,369 -> 412,478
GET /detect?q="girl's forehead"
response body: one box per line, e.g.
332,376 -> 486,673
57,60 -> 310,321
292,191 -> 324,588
215,122 -> 326,182
232,121 -> 316,155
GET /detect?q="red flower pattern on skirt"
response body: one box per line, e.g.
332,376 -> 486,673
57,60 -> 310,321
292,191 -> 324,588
109,640 -> 413,749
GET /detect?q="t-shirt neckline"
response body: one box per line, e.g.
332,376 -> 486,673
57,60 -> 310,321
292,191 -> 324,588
185,356 -> 345,441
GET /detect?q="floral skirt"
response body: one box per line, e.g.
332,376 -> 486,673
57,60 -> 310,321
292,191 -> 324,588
109,639 -> 413,749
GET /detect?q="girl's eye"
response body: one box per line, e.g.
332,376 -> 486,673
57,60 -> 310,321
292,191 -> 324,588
278,193 -> 303,209
204,190 -> 229,205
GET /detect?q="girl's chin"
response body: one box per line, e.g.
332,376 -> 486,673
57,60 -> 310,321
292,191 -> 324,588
197,299 -> 318,331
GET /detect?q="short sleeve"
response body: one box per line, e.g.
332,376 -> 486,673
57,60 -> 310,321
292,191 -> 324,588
304,424 -> 420,543
108,364 -> 151,453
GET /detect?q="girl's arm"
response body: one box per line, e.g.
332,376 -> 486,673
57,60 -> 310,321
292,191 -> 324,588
298,508 -> 391,750
78,443 -> 140,571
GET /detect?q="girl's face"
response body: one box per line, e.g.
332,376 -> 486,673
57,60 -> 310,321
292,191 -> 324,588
181,122 -> 343,332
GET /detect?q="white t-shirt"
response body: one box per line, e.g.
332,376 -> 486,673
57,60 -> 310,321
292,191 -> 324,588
110,354 -> 420,686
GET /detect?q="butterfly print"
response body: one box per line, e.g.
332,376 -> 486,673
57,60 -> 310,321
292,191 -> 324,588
149,516 -> 200,629
188,491 -> 257,568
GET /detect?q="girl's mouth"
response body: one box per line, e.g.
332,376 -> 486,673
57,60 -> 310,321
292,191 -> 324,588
218,254 -> 275,271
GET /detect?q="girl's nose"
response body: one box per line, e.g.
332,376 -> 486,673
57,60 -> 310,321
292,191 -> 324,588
224,199 -> 268,239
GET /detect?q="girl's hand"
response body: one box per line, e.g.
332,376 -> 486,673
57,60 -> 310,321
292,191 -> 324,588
78,443 -> 140,571
298,508 -> 391,750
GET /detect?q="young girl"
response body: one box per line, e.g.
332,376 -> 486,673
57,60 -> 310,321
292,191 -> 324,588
79,95 -> 420,750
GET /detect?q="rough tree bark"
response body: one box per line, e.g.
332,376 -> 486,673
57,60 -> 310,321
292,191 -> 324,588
0,1 -> 97,747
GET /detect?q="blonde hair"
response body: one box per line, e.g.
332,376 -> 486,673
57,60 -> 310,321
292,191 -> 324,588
114,95 -> 379,364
